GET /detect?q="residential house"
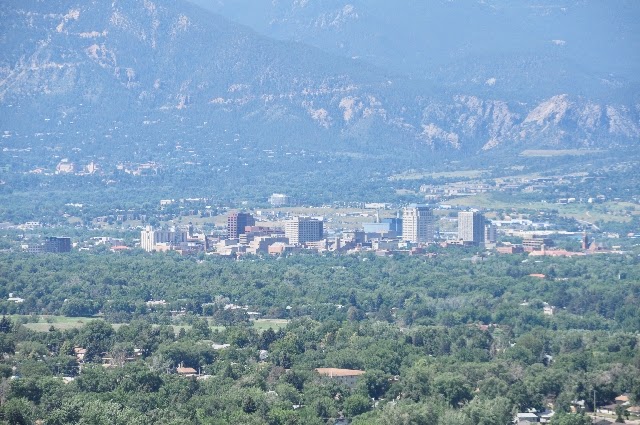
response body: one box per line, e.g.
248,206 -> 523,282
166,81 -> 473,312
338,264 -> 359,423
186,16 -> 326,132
176,365 -> 198,377
515,412 -> 540,424
73,347 -> 87,363
615,394 -> 630,405
315,368 -> 365,388
627,405 -> 640,417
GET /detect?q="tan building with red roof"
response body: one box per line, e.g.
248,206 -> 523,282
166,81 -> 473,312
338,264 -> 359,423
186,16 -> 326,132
315,368 -> 365,388
176,366 -> 198,377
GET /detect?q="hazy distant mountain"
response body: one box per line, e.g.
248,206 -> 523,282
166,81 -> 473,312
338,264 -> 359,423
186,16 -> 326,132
194,0 -> 640,101
0,0 -> 638,168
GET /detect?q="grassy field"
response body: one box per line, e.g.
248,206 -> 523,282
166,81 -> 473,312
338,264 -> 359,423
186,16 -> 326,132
252,319 -> 289,331
175,319 -> 288,334
16,315 -> 104,332
389,169 -> 487,181
15,315 -> 289,333
448,194 -> 638,224
519,149 -> 604,157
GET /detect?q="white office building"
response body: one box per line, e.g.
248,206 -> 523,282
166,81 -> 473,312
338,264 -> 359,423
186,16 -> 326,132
140,226 -> 188,252
284,217 -> 323,245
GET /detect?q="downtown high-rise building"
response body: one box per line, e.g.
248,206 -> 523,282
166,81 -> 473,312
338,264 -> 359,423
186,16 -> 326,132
140,226 -> 188,252
458,211 -> 485,245
227,212 -> 256,239
402,206 -> 435,243
268,193 -> 290,207
484,223 -> 496,244
284,216 -> 323,245
44,237 -> 72,253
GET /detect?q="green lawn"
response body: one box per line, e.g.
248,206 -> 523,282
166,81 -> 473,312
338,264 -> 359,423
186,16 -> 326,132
252,318 -> 289,331
14,315 -> 289,333
15,315 -> 102,332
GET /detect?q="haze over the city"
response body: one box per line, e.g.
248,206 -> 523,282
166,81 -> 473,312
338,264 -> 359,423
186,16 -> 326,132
0,1 -> 639,424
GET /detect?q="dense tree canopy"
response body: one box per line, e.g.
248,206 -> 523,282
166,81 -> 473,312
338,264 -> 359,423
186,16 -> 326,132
0,250 -> 638,423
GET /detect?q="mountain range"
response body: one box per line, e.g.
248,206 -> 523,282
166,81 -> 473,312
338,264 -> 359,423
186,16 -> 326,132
1,0 -> 639,171
194,0 -> 640,99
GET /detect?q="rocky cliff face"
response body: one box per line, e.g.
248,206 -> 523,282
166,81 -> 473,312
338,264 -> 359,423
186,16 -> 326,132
417,95 -> 640,151
0,0 -> 638,163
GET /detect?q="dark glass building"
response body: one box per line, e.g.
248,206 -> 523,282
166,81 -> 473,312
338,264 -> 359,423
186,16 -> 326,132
227,212 -> 255,239
44,237 -> 71,253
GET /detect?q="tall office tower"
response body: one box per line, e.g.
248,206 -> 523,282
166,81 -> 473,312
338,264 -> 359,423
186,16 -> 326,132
484,223 -> 496,244
458,211 -> 485,245
581,231 -> 590,250
285,216 -> 323,245
227,212 -> 255,239
44,237 -> 72,253
402,206 -> 435,243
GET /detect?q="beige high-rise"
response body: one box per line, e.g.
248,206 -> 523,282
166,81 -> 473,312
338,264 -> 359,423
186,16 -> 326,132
402,206 -> 434,243
285,216 -> 323,245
